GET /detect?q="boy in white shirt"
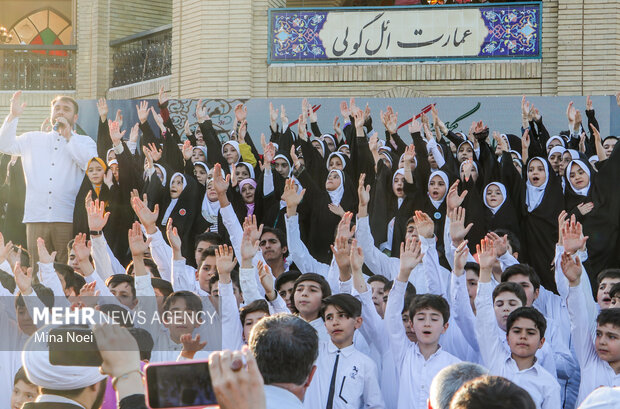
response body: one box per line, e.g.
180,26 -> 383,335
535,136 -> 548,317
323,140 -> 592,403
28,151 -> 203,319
385,237 -> 460,409
561,252 -> 620,405
304,294 -> 385,409
475,238 -> 561,409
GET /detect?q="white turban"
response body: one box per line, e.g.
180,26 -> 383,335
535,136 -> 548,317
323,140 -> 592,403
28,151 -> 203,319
22,325 -> 108,390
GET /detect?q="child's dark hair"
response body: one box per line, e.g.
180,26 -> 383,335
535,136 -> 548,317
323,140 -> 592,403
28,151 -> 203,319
597,308 -> 620,328
54,263 -> 86,293
492,229 -> 521,256
492,282 -> 526,306
151,278 -> 174,299
367,274 -> 390,289
408,294 -> 450,324
464,262 -> 480,276
506,307 -> 546,338
275,270 -> 301,292
16,284 -> 54,309
321,294 -> 362,320
162,290 -> 203,313
125,259 -> 161,278
13,366 -> 34,386
501,264 -> 541,291
609,283 -> 620,300
290,273 -> 332,314
105,274 -> 136,297
240,299 -> 269,324
201,247 -> 217,260
597,269 -> 620,286
260,227 -> 288,257
195,232 -> 224,249
402,283 -> 417,314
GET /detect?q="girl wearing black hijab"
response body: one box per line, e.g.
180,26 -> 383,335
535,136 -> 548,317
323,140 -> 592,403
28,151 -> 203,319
501,151 -> 563,292
295,167 -> 357,263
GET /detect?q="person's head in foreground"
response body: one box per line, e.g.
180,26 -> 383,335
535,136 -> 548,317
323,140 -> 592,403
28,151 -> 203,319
22,325 -> 109,409
578,386 -> 620,409
11,366 -> 38,409
248,313 -> 318,402
449,375 -> 535,409
427,362 -> 488,409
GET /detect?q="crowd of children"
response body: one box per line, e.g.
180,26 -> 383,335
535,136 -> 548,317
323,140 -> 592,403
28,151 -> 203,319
0,88 -> 619,408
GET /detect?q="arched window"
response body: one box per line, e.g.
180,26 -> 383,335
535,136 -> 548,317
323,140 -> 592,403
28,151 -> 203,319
8,8 -> 72,55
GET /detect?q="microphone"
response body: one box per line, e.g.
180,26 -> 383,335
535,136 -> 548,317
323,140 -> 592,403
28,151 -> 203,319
52,121 -> 61,132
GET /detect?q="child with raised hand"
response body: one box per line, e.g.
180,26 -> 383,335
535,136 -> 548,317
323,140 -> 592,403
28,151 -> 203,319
303,293 -> 385,409
385,236 -> 460,409
214,244 -> 244,351
475,238 -> 560,409
562,251 -> 620,405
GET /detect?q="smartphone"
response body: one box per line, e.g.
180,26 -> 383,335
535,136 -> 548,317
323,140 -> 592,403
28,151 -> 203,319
145,360 -> 218,409
48,325 -> 102,367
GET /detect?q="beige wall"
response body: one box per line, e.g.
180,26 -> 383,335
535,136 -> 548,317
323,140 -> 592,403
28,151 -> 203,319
109,0 -> 172,41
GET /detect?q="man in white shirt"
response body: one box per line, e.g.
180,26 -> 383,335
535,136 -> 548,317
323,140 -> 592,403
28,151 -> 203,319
0,91 -> 97,265
248,314 -> 318,409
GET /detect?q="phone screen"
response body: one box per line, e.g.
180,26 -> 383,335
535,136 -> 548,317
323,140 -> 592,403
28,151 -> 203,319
48,326 -> 103,367
146,361 -> 217,408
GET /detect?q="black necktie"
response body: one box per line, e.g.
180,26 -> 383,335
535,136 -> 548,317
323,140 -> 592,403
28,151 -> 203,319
326,350 -> 341,409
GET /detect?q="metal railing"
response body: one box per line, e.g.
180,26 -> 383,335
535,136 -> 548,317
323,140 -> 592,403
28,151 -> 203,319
0,45 -> 76,90
110,25 -> 172,88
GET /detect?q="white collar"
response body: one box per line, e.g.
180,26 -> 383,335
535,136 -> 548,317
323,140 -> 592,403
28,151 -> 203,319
264,385 -> 303,408
36,394 -> 86,408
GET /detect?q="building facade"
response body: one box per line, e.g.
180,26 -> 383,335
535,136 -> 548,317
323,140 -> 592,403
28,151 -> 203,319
1,0 -> 619,133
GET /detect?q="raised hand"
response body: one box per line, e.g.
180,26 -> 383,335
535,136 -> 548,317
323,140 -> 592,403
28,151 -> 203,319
269,102 -> 279,131
87,197 -> 110,231
352,107 -> 365,131
8,91 -> 26,120
446,180 -> 467,213
108,120 -> 125,146
166,218 -> 183,256
297,114 -> 307,140
385,109 -> 398,135
522,129 -> 530,150
289,144 -> 301,169
349,239 -> 364,273
147,142 -> 163,162
281,178 -> 306,211
78,281 -> 100,308
196,99 -> 210,123
241,219 -> 261,265
307,101 -> 318,123
328,203 -> 345,217
449,207 -> 473,246
72,233 -> 92,264
128,221 -> 151,257
258,261 -> 276,301
453,240 -> 469,277
486,231 -> 508,258
331,235 -> 352,275
131,195 -> 159,234
333,116 -> 342,139
182,140 -> 193,161
212,163 -> 230,196
41,117 -> 52,132
180,334 -> 207,360
14,261 -> 32,295
280,105 -> 288,129
158,85 -> 169,106
340,101 -> 350,119
0,233 -> 13,265
408,118 -> 422,134
398,237 -> 423,281
114,109 -> 123,129
37,237 -> 56,264
336,212 -> 356,241
136,100 -> 149,124
150,107 -> 166,133
97,98 -> 108,122
562,215 -> 588,254
560,252 -> 582,286
235,103 -> 248,123
215,245 -> 237,280
357,173 -> 370,208
413,210 -> 434,239
129,122 -> 140,143
566,101 -> 576,125
476,238 -> 495,280
586,96 -> 593,111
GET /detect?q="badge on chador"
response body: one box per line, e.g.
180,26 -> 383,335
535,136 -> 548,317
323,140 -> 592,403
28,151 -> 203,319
179,209 -> 186,216
434,212 -> 441,220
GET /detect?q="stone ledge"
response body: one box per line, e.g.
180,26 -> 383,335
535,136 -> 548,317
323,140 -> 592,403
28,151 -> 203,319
106,76 -> 171,99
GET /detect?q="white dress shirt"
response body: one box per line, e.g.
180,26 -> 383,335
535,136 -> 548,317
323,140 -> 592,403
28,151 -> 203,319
567,286 -> 620,405
304,342 -> 385,409
385,280 -> 461,409
265,385 -> 304,409
475,282 -> 561,409
0,117 -> 97,223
